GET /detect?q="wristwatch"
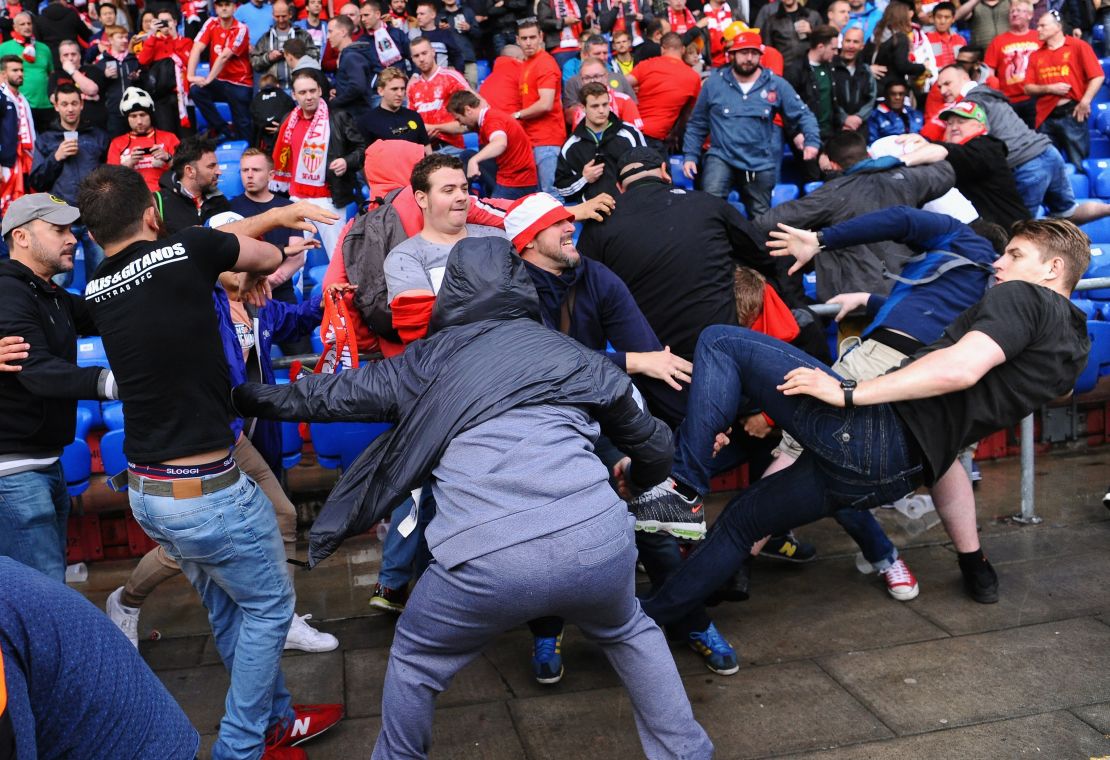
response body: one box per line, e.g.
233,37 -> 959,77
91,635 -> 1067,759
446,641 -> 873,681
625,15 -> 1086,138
840,378 -> 857,408
815,230 -> 827,250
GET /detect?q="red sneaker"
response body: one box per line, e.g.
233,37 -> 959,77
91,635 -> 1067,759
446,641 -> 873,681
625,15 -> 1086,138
263,748 -> 307,760
880,558 -> 920,601
266,703 -> 345,747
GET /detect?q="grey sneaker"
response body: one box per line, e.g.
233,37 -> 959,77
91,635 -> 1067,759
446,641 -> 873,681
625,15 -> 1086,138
628,479 -> 706,540
105,586 -> 139,647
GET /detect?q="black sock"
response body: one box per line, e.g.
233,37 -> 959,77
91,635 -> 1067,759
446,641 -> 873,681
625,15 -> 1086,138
957,548 -> 987,574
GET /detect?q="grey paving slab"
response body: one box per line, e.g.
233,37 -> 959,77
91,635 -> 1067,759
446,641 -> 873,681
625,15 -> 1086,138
510,660 -> 891,760
778,710 -> 1110,759
974,518 -> 1110,565
903,543 -> 1110,636
343,647 -> 513,719
818,617 -> 1110,735
1070,701 -> 1110,734
306,703 -> 527,759
706,555 -> 949,666
140,633 -> 208,671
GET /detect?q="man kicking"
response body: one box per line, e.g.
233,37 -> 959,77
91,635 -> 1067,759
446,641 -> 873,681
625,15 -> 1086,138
629,217 -> 1091,632
231,232 -> 713,759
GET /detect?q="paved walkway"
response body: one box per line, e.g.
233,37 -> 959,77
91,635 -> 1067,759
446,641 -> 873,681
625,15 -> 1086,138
75,448 -> 1110,759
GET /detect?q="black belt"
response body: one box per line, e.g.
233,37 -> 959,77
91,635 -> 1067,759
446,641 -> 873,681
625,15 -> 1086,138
126,466 -> 241,499
868,327 -> 924,357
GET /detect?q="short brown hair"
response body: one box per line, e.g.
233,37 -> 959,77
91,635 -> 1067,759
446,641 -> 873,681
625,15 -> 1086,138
241,147 -> 273,167
579,81 -> 609,106
103,24 -> 127,37
733,267 -> 766,328
1009,218 -> 1091,292
446,89 -> 481,114
410,153 -> 464,194
377,66 -> 406,89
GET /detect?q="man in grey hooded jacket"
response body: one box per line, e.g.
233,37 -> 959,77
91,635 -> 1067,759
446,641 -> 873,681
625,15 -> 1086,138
233,235 -> 714,760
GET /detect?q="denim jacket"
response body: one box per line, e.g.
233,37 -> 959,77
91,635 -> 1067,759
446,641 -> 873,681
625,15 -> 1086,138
683,65 -> 820,173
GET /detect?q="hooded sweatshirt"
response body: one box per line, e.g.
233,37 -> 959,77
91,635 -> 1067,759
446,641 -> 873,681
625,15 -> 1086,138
960,83 -> 1053,168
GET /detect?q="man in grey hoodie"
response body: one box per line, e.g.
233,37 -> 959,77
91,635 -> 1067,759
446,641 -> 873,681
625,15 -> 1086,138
233,234 -> 714,760
936,64 -> 1110,224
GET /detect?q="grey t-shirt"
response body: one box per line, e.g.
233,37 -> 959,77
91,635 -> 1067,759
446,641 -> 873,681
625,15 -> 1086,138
384,224 -> 506,301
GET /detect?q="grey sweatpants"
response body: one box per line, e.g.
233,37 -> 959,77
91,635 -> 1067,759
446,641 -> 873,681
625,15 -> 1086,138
372,503 -> 714,760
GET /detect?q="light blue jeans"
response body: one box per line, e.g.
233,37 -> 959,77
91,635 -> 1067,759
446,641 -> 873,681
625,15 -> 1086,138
0,462 -> 69,583
1012,145 -> 1077,218
130,472 -> 295,760
533,145 -> 561,197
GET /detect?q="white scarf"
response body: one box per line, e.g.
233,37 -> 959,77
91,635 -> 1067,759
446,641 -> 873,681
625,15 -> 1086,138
373,25 -> 402,66
273,99 -> 331,191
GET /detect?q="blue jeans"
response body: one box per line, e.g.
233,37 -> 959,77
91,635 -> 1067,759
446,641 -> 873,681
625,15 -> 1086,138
377,490 -> 434,590
130,472 -> 294,760
1012,145 -> 1077,218
834,509 -> 896,569
190,79 -> 254,140
0,463 -> 69,582
492,183 -> 538,200
373,503 -> 713,759
699,154 -> 775,217
642,326 -> 923,626
1039,109 -> 1091,176
533,145 -> 561,197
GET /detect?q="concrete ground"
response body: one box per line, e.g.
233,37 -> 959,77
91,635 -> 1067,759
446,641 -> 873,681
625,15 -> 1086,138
74,448 -> 1110,759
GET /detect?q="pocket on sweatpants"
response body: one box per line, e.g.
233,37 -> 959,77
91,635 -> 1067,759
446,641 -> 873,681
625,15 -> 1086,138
158,510 -> 237,563
577,527 -> 630,568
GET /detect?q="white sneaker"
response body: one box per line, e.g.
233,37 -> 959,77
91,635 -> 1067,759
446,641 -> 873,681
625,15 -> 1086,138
105,586 -> 140,647
284,613 -> 339,653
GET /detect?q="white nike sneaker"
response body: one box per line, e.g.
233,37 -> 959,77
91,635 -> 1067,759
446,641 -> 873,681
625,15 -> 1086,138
105,586 -> 140,648
284,613 -> 339,653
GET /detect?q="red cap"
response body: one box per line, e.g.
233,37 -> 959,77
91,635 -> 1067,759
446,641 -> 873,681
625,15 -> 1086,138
728,31 -> 764,53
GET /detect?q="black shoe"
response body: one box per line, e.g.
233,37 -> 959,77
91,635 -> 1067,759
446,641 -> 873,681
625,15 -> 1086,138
759,532 -> 817,563
706,555 -> 752,607
961,558 -> 999,604
628,479 -> 706,541
369,583 -> 408,613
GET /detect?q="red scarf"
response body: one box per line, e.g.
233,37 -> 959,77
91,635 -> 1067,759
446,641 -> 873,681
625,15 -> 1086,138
666,6 -> 696,34
271,100 -> 331,194
10,31 -> 35,63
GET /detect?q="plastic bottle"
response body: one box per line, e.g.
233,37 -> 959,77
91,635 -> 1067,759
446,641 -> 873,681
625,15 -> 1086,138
65,562 -> 88,583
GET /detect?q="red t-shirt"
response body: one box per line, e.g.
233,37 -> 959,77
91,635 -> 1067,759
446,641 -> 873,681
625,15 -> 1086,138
479,107 -> 538,188
630,55 -> 701,140
408,66 -> 470,149
520,50 -> 566,147
1027,36 -> 1103,126
926,30 -> 965,68
108,130 -> 181,191
480,57 -> 523,113
197,17 -> 252,87
984,30 -> 1041,103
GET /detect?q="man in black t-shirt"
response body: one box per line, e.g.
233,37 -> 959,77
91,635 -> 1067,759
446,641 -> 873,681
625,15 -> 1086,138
76,165 -> 344,760
627,217 -> 1091,635
357,66 -> 430,147
899,101 -> 1031,231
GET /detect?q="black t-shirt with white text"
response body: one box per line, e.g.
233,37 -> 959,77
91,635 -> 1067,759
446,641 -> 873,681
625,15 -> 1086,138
894,281 -> 1089,483
86,227 -> 241,464
357,106 -> 430,146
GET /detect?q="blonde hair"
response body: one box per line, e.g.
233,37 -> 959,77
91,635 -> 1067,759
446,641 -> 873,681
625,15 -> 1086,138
377,66 -> 407,89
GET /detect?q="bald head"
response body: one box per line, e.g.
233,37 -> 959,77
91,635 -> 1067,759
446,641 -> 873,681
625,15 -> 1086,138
499,44 -> 524,60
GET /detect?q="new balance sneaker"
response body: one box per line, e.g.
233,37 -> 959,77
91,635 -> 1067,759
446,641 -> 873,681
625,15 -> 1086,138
106,586 -> 140,648
532,632 -> 564,684
369,583 -> 408,614
628,478 -> 706,540
266,704 -> 344,748
284,613 -> 339,653
688,623 -> 739,676
960,557 -> 999,604
263,748 -> 307,760
880,558 -> 919,601
759,532 -> 817,563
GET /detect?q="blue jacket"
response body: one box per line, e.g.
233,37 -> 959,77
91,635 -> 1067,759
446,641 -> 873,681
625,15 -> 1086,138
845,4 -> 881,41
524,257 -> 661,371
30,124 -> 109,204
684,65 -> 820,173
215,287 -> 324,473
867,103 -> 925,143
820,206 -> 995,347
0,87 -> 17,168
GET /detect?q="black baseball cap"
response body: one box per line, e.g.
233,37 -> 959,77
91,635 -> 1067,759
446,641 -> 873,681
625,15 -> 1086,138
617,146 -> 668,182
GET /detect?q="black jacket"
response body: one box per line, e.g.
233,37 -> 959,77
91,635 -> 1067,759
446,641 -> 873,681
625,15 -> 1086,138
155,171 -> 232,234
785,57 -> 837,138
233,236 -> 673,566
0,260 -> 108,457
830,56 -> 876,123
554,113 -> 646,202
319,106 -> 367,207
34,2 -> 91,61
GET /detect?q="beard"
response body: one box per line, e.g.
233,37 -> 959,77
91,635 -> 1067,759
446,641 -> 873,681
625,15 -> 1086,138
30,235 -> 75,275
732,60 -> 758,77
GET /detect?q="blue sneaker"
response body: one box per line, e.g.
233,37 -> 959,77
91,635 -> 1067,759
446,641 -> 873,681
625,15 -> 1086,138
532,633 -> 564,684
688,623 -> 739,675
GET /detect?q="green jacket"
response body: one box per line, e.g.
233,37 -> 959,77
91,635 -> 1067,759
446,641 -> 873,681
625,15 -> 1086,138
0,40 -> 53,108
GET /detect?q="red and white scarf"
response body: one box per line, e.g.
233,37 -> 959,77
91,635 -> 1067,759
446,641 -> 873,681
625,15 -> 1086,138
372,25 -> 402,66
666,6 -> 696,34
550,0 -> 582,50
0,84 -> 33,214
271,99 -> 331,193
10,31 -> 35,63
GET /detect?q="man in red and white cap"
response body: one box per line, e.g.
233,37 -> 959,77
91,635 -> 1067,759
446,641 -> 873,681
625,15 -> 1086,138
505,191 -> 743,680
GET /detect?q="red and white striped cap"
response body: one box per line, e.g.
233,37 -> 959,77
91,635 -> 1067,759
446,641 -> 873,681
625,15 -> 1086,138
504,193 -> 575,251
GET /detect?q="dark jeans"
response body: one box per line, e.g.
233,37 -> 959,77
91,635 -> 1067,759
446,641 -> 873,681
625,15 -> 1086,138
190,79 -> 254,141
699,154 -> 775,218
1039,108 -> 1091,173
641,326 -> 924,626
492,183 -> 538,200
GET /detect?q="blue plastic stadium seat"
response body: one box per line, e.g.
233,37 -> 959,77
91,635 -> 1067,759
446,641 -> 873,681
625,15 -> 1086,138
803,272 -> 817,301
281,421 -> 303,470
216,140 -> 248,163
475,58 -> 491,83
74,405 -> 95,439
1095,103 -> 1110,135
771,184 -> 799,207
1086,160 -> 1110,182
1087,245 -> 1107,277
306,246 -> 329,271
1085,256 -> 1110,299
1081,219 -> 1110,250
1071,298 -> 1101,318
463,131 -> 479,151
306,265 -> 328,287
310,326 -> 324,354
99,429 -> 128,491
669,156 -> 693,190
1070,172 -> 1091,199
1064,162 -> 1077,175
101,400 -> 124,430
803,181 -> 823,194
77,398 -> 102,433
1075,321 -> 1110,393
1091,136 -> 1110,159
217,165 -> 244,199
728,199 -> 748,218
309,421 -> 392,470
60,439 -> 91,497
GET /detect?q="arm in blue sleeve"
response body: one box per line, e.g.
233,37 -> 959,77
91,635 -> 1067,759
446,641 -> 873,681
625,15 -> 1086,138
820,206 -> 962,252
682,83 -> 712,163
264,291 -> 325,344
592,263 -> 663,371
866,293 -> 887,319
